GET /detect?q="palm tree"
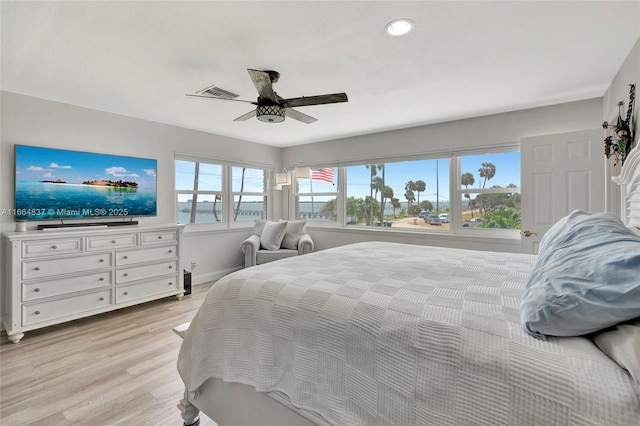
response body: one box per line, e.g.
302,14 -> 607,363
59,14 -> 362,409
189,162 -> 200,224
404,189 -> 415,209
461,172 -> 475,217
478,162 -> 496,215
479,163 -> 496,188
234,167 -> 246,221
404,180 -> 416,209
391,197 -> 401,217
366,164 -> 378,225
382,185 -> 393,223
415,180 -> 426,206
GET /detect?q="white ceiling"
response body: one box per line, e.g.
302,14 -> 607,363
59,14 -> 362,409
2,1 -> 639,148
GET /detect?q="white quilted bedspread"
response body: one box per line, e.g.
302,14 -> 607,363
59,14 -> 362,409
178,242 -> 640,425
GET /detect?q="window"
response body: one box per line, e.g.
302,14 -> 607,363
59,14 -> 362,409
293,147 -> 520,235
345,159 -> 449,230
294,167 -> 338,222
176,157 -> 268,227
232,166 -> 268,223
457,151 -> 521,230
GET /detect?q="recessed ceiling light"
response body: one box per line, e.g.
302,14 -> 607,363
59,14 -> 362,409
385,19 -> 414,36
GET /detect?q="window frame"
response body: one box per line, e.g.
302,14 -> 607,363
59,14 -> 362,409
290,144 -> 520,238
175,154 -> 272,230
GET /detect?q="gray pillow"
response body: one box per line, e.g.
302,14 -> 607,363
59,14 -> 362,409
593,320 -> 640,385
280,219 -> 306,249
253,219 -> 267,236
520,210 -> 640,339
259,221 -> 287,251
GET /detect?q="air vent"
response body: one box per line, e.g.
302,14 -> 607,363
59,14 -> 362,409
195,85 -> 239,99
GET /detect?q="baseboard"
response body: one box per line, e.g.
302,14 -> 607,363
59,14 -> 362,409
191,267 -> 242,285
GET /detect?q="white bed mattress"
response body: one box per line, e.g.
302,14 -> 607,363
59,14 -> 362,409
178,242 -> 640,425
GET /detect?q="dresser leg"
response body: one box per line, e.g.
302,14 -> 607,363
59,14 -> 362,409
175,293 -> 184,300
8,332 -> 24,344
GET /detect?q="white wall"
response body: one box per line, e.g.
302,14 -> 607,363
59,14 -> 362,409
0,92 -> 282,286
282,98 -> 602,252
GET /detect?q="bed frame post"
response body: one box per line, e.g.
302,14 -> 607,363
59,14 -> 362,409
177,388 -> 201,426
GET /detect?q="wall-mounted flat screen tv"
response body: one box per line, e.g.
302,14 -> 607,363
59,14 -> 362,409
15,145 -> 157,221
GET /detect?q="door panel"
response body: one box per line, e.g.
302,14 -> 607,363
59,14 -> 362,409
521,129 -> 604,254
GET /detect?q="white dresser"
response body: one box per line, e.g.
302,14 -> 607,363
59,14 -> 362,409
3,224 -> 184,343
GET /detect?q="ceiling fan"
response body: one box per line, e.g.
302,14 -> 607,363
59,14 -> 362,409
187,69 -> 348,124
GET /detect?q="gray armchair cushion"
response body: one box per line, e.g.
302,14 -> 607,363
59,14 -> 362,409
280,219 -> 307,249
259,220 -> 287,251
257,249 -> 299,265
241,220 -> 314,268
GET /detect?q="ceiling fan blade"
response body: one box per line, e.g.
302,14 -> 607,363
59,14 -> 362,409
233,109 -> 257,122
285,108 -> 317,124
281,93 -> 348,108
186,94 -> 256,104
247,69 -> 279,103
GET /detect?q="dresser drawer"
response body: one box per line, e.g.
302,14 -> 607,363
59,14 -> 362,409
23,272 -> 112,302
117,261 -> 177,284
87,234 -> 138,250
116,275 -> 178,304
141,230 -> 177,245
23,289 -> 112,326
22,238 -> 83,257
116,245 -> 177,266
23,253 -> 112,280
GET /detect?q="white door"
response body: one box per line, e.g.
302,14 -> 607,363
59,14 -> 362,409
520,129 -> 604,254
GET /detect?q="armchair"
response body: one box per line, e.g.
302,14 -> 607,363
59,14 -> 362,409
241,220 -> 314,268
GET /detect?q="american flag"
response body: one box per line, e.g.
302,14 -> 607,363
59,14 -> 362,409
311,167 -> 334,183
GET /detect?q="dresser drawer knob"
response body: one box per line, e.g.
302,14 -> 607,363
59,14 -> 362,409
52,245 -> 57,249
99,258 -> 105,263
168,282 -> 173,286
123,291 -> 129,296
168,249 -> 173,254
34,288 -> 40,292
123,273 -> 129,277
99,277 -> 105,281
158,235 -> 163,239
123,255 -> 129,259
34,266 -> 41,271
99,297 -> 105,301
111,240 -> 117,244
168,265 -> 173,269
34,310 -> 40,315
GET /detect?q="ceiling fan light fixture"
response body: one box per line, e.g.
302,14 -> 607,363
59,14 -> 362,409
385,18 -> 414,36
256,105 -> 285,123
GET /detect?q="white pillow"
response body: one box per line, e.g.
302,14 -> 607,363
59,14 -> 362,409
280,219 -> 306,249
593,321 -> 640,385
259,221 -> 287,251
253,219 -> 267,236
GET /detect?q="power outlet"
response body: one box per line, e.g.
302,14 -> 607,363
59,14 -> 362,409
190,261 -> 196,270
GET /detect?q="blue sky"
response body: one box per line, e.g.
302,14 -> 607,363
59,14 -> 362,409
16,145 -> 157,188
176,152 -> 521,202
301,152 -> 521,201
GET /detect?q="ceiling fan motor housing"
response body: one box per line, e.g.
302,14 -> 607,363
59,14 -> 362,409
256,104 -> 285,123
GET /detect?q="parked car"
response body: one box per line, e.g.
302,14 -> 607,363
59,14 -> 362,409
418,210 -> 429,219
426,214 -> 442,225
463,218 -> 483,227
439,213 -> 449,223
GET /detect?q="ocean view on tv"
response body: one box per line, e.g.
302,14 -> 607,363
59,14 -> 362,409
15,145 -> 157,221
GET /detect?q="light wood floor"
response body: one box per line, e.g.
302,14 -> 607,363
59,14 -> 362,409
0,282 -> 216,426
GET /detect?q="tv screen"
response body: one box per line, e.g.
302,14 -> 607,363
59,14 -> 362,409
14,145 -> 157,221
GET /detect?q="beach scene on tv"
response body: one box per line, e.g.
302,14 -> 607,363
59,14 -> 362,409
14,145 -> 157,221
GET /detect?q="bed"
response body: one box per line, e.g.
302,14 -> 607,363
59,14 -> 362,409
177,149 -> 640,426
